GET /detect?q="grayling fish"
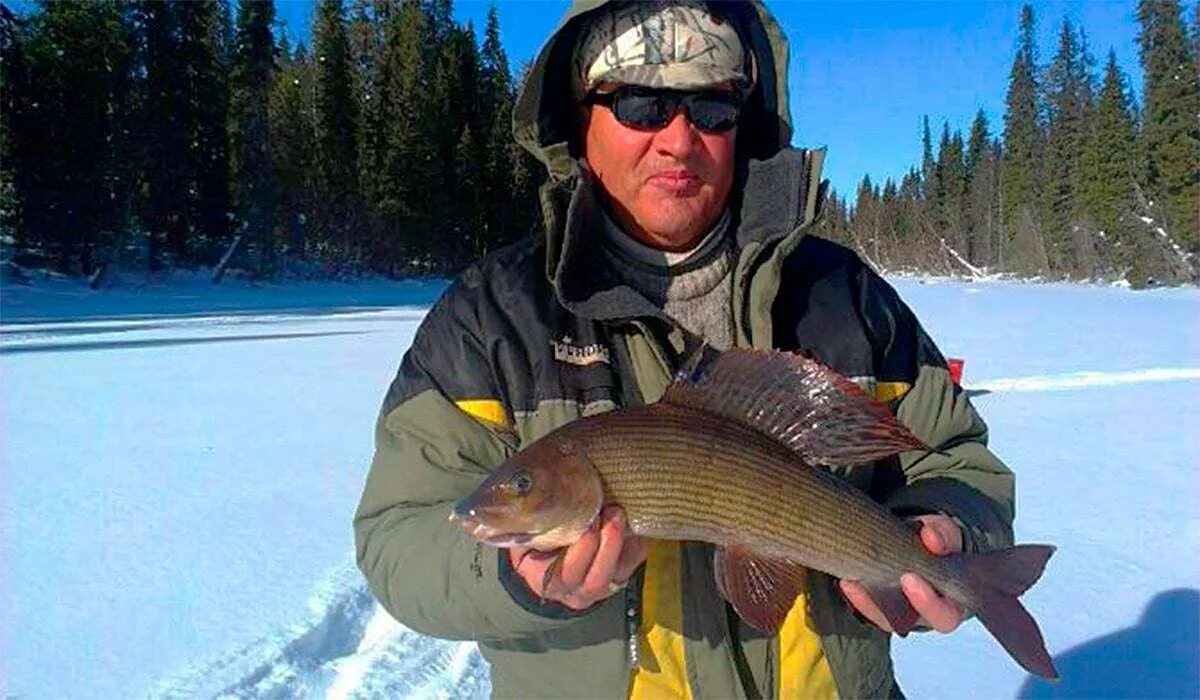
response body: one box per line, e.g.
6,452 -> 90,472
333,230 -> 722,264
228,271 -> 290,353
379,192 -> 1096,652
452,348 -> 1058,680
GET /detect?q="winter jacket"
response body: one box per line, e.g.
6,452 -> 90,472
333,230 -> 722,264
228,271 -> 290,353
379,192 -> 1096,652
354,2 -> 1016,698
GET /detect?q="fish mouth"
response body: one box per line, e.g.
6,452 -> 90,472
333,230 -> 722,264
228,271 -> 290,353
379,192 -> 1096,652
450,508 -> 535,547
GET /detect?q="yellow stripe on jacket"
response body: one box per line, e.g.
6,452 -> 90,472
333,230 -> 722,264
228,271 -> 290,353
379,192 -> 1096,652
454,399 -> 512,430
875,381 -> 911,403
629,540 -> 692,700
779,586 -> 839,700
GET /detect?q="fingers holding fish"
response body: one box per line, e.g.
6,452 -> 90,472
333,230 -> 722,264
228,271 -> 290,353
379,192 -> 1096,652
839,514 -> 966,634
900,572 -> 964,633
905,514 -> 965,632
912,514 -> 964,556
612,529 -> 647,585
509,506 -> 643,610
584,507 -> 647,595
837,579 -> 902,633
579,507 -> 625,591
558,518 -> 604,590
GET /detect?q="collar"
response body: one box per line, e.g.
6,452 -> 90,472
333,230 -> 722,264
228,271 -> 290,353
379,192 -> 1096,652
545,147 -> 825,323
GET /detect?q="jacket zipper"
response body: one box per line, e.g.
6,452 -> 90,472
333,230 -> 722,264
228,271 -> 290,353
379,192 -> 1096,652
625,580 -> 641,670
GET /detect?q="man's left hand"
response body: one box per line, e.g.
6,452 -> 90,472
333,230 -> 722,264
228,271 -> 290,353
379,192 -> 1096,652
838,514 -> 965,634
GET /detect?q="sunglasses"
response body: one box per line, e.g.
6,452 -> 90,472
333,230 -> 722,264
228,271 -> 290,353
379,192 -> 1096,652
584,86 -> 743,134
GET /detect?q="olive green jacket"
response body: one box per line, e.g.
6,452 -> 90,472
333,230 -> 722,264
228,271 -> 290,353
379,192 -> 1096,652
354,2 -> 1015,698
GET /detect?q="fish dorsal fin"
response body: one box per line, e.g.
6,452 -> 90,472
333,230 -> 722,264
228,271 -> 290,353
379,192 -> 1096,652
662,348 -> 928,467
714,544 -> 807,634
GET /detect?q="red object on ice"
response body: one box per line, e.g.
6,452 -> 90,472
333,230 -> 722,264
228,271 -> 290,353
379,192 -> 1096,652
947,357 -> 965,386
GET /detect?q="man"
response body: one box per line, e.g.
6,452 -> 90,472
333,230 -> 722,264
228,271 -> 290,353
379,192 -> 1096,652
355,2 -> 1015,697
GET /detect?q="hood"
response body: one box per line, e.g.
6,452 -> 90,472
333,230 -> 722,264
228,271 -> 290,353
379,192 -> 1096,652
512,0 -> 795,182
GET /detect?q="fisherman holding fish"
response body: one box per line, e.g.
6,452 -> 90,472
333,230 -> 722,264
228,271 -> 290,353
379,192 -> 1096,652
355,1 -> 1055,697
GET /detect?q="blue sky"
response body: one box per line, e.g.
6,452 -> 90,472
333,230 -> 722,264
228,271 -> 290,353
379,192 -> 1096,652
275,0 -> 1146,196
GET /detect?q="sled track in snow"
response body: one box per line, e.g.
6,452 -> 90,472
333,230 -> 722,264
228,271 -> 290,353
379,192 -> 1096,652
150,558 -> 490,699
0,308 -> 428,340
968,368 -> 1200,394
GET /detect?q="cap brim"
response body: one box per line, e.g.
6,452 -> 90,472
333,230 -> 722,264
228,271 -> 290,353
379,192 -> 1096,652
592,64 -> 748,92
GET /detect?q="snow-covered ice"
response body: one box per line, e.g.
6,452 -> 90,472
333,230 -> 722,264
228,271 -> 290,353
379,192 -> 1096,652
2,274 -> 1197,698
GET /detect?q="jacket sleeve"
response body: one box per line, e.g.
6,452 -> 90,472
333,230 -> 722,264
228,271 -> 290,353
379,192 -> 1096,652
860,272 -> 1015,554
353,276 -> 587,642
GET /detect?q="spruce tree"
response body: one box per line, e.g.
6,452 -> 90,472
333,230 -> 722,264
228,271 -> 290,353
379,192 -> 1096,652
349,0 -> 382,236
187,0 -> 232,264
433,21 -> 485,268
144,0 -> 233,266
920,115 -> 935,199
0,5 -> 25,247
1043,18 -> 1092,275
965,110 -> 999,266
229,0 -> 277,277
377,0 -> 433,272
270,41 -> 316,261
313,0 -> 360,262
1082,51 -> 1138,238
140,0 -> 190,268
480,5 -> 516,250
940,127 -> 968,255
1136,0 -> 1200,248
932,122 -> 951,230
1002,4 -> 1046,273
17,0 -> 132,273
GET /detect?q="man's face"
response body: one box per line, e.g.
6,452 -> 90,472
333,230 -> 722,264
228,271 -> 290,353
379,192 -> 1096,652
583,89 -> 737,252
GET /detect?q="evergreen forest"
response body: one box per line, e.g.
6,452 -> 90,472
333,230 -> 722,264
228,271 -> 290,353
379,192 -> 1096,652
1,0 -> 541,283
1,1 -> 1197,287
818,1 -> 1199,287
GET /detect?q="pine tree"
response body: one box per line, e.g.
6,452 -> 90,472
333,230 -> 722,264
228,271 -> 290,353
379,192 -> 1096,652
270,41 -> 316,261
1136,0 -> 1200,248
229,0 -> 277,277
1082,52 -> 1139,239
940,127 -> 968,255
140,0 -> 190,268
0,5 -> 23,245
186,0 -> 233,264
377,0 -> 433,272
480,5 -> 516,250
348,0 -> 382,231
16,0 -> 132,273
313,0 -> 360,262
1043,18 -> 1092,275
141,0 -> 233,267
965,110 -> 999,266
432,21 -> 485,268
1002,4 -> 1046,273
920,115 -> 935,199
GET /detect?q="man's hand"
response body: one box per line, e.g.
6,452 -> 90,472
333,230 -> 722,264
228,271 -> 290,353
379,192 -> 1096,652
508,505 -> 647,611
839,514 -> 965,633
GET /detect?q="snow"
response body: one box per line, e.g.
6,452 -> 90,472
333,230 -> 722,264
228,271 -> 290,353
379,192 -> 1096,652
2,274 -> 1198,698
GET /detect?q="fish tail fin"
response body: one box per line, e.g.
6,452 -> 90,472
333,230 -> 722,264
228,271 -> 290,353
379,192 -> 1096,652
961,544 -> 1059,681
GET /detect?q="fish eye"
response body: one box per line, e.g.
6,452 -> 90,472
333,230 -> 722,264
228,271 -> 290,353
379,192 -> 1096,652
510,470 -> 534,495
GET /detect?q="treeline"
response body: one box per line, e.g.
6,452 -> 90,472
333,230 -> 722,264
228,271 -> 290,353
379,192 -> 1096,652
0,0 -> 542,281
819,1 -> 1199,287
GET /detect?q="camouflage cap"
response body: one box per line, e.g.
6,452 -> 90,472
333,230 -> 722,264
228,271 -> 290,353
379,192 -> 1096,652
573,1 -> 754,98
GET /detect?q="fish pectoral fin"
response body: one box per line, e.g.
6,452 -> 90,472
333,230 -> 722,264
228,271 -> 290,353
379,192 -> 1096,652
713,544 -> 807,634
857,581 -> 920,636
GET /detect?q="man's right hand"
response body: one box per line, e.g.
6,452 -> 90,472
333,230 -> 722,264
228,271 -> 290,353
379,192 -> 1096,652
508,505 -> 647,611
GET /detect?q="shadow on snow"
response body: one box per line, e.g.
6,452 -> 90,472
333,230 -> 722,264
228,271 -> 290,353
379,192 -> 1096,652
1019,588 -> 1200,699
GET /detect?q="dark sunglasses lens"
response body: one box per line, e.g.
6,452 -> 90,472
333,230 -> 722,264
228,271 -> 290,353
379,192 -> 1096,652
613,93 -> 674,129
685,96 -> 739,132
611,91 -> 739,133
